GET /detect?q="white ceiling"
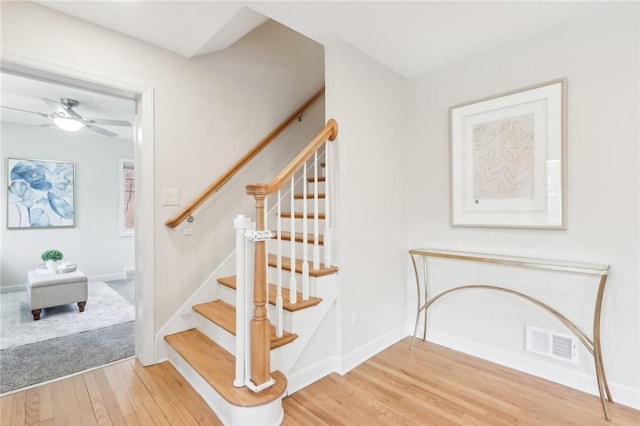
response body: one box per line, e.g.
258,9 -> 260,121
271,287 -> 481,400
34,1 -> 611,78
1,1 -> 612,139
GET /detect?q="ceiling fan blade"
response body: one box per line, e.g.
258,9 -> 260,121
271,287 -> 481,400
85,123 -> 117,137
1,105 -> 50,118
85,118 -> 132,127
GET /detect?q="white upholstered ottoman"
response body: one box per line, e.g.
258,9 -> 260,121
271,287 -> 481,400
27,270 -> 88,320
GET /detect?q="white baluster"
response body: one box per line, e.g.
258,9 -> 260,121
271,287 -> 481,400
313,151 -> 320,270
276,190 -> 283,338
289,177 -> 297,306
302,161 -> 310,300
323,141 -> 332,267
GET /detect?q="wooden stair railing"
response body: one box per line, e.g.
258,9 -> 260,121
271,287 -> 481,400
165,87 -> 326,228
245,118 -> 338,388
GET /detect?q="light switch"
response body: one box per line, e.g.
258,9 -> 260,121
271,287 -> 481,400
162,188 -> 180,206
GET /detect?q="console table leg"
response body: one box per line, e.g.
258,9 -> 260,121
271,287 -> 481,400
31,309 -> 41,321
78,301 -> 86,312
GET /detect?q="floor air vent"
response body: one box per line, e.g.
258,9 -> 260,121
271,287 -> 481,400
526,326 -> 578,364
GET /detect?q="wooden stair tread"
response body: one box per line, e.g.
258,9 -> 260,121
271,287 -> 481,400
307,176 -> 326,183
164,329 -> 286,407
267,254 -> 338,277
192,300 -> 298,349
218,276 -> 322,312
193,299 -> 236,334
278,231 -> 324,245
280,212 -> 326,219
294,193 -> 325,199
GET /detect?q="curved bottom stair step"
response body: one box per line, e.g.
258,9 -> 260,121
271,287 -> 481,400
217,276 -> 322,312
164,329 -> 287,407
192,300 -> 298,349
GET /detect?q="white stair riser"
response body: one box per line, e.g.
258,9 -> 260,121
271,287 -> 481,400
272,217 -> 325,232
267,242 -> 325,265
194,310 -> 236,355
218,284 -> 238,306
267,303 -> 293,331
305,180 -> 326,193
266,264 -> 325,290
218,282 -> 295,331
292,198 -> 326,213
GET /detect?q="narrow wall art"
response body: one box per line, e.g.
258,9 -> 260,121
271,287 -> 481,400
449,79 -> 567,228
7,158 -> 75,228
119,159 -> 135,236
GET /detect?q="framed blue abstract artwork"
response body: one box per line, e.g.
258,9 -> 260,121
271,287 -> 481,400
7,158 -> 75,228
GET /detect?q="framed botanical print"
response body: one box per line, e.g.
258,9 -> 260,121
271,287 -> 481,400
450,79 -> 567,229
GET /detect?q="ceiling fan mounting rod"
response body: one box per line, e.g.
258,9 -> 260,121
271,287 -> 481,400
61,98 -> 79,108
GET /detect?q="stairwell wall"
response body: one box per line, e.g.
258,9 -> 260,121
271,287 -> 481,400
0,2 -> 325,334
324,40 -> 409,370
405,4 -> 639,407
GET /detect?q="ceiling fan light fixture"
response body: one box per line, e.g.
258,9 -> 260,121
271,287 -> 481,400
53,117 -> 85,132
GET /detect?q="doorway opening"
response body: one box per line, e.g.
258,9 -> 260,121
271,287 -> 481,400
0,60 -> 154,394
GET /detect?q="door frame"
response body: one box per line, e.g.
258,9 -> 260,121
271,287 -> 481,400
1,51 -> 157,365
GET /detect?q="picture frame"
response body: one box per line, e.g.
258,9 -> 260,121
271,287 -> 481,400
449,79 -> 567,229
7,157 -> 75,228
118,159 -> 135,237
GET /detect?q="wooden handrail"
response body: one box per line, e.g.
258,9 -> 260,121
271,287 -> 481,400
245,117 -> 338,389
165,87 -> 326,228
246,119 -> 338,197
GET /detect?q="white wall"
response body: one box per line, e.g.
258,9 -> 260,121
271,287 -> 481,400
1,122 -> 134,288
324,40 -> 409,367
405,4 -> 639,406
0,2 -> 325,330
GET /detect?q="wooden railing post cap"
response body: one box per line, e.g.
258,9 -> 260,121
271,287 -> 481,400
246,183 -> 268,196
327,119 -> 338,141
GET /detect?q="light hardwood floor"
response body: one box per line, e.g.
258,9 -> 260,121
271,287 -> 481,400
2,337 -> 639,425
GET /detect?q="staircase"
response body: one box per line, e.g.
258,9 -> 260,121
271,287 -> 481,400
161,119 -> 339,425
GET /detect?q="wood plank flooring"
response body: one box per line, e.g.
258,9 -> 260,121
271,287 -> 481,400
2,337 -> 639,425
282,338 -> 640,425
0,359 -> 222,426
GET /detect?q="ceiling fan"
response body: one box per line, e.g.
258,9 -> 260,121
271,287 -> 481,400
1,97 -> 132,137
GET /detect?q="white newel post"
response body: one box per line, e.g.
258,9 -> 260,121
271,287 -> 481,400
233,215 -> 257,389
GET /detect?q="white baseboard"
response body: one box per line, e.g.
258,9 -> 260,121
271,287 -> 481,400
1,284 -> 26,294
286,356 -> 341,396
340,325 -> 408,375
1,272 -> 125,294
90,272 -> 125,282
422,328 -> 640,410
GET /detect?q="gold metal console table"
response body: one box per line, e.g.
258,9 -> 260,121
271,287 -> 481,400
408,248 -> 613,420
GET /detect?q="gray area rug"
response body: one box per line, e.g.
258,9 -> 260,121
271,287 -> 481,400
0,321 -> 134,393
1,281 -> 134,350
0,279 -> 135,394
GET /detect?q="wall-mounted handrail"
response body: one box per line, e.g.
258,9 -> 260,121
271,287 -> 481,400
165,87 -> 326,228
246,119 -> 338,197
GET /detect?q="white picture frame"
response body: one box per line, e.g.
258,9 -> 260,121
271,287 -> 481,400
450,79 -> 567,229
7,157 -> 75,229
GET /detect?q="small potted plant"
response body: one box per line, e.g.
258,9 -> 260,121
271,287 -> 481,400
41,249 -> 64,270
